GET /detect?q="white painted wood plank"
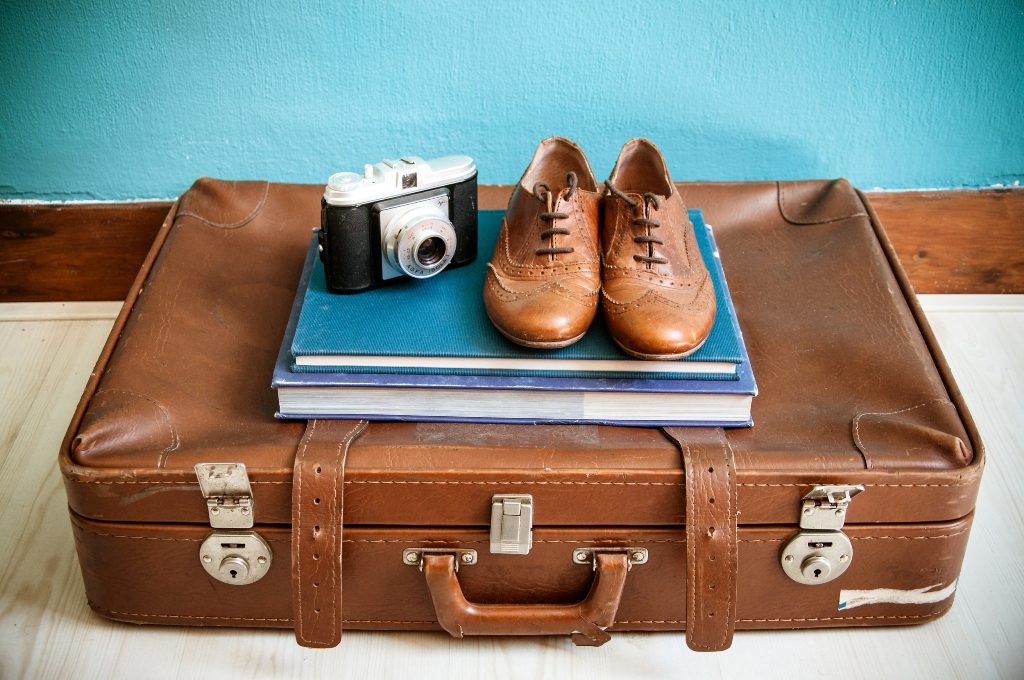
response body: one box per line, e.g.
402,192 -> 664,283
0,316 -> 119,679
0,297 -> 1021,680
0,301 -> 122,321
918,294 -> 1024,313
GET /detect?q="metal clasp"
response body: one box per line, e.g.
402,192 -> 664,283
799,484 -> 864,531
194,463 -> 272,585
781,484 -> 864,585
490,494 -> 533,555
195,463 -> 254,529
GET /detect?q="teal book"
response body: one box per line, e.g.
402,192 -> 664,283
289,209 -> 746,381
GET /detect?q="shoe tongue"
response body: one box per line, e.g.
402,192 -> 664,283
618,188 -> 665,200
631,192 -> 666,212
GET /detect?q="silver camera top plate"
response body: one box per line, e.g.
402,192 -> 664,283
324,155 -> 476,207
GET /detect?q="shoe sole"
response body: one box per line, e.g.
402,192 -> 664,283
490,322 -> 588,350
612,333 -> 710,361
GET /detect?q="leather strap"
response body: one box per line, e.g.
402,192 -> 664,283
662,427 -> 738,651
291,419 -> 367,648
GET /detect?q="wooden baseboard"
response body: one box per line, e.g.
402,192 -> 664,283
0,202 -> 172,302
866,189 -> 1023,294
2,187 -> 1020,301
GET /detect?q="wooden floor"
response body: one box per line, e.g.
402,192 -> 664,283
0,297 -> 1021,679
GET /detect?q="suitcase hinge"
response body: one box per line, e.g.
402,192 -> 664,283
490,494 -> 534,555
780,484 -> 864,586
572,547 -> 649,571
195,462 -> 255,529
402,547 -> 478,571
799,484 -> 863,531
194,463 -> 272,585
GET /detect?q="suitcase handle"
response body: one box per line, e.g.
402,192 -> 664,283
420,552 -> 630,647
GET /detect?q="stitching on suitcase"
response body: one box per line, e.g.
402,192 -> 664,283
343,539 -> 488,544
330,421 -> 363,642
776,181 -> 866,226
294,418 -> 314,644
619,613 -> 945,624
737,529 -> 968,543
93,605 -> 437,625
69,479 -> 975,489
343,619 -> 436,624
71,481 -> 288,485
91,606 -> 943,625
737,482 -> 970,488
530,539 -> 681,544
95,608 -> 295,623
722,436 -> 736,648
723,434 -> 737,649
328,428 -> 343,643
346,480 -> 683,486
175,182 -> 270,229
70,530 -> 968,543
851,529 -> 969,541
75,531 -> 203,542
72,526 -> 295,543
852,399 -> 955,460
740,611 -> 950,623
68,480 -> 683,486
683,442 -> 700,650
344,539 -> 684,544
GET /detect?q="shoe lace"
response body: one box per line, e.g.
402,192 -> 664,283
606,182 -> 667,266
533,171 -> 578,257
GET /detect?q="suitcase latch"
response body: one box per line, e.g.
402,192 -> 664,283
195,462 -> 255,529
490,494 -> 534,555
780,484 -> 864,585
195,463 -> 272,585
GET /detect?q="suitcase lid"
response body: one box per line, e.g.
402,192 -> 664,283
60,179 -> 983,528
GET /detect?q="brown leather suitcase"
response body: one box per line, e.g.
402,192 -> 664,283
60,178 -> 983,651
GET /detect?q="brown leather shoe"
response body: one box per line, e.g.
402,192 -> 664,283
483,137 -> 602,348
601,138 -> 716,359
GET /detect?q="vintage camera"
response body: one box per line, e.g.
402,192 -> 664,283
319,155 -> 478,293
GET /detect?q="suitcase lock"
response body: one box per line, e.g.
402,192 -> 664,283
195,463 -> 273,585
780,485 -> 863,586
489,494 -> 534,555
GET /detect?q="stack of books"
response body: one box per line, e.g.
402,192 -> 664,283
273,210 -> 756,426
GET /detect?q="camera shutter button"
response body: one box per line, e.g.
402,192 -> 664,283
328,172 -> 365,192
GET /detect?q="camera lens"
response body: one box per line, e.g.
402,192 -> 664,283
415,237 -> 447,268
381,200 -> 458,279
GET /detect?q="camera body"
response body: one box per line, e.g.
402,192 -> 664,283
319,155 -> 478,293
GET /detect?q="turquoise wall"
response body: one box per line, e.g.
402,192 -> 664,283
2,1 -> 1022,200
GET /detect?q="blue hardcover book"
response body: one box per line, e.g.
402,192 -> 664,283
273,210 -> 757,426
290,210 -> 744,381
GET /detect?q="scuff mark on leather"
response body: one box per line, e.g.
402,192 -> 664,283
91,389 -> 180,467
839,580 -> 957,610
